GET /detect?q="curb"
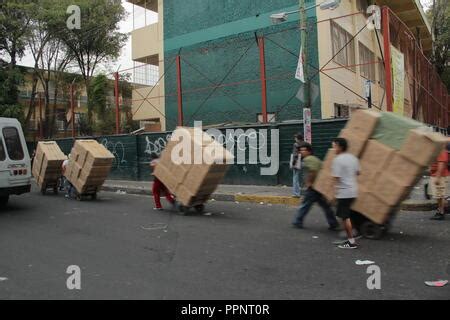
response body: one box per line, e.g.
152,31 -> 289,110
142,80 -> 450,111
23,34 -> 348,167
101,185 -> 436,212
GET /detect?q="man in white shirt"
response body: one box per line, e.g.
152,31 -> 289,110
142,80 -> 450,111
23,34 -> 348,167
331,138 -> 360,249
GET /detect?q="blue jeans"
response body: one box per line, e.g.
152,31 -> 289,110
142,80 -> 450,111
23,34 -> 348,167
293,188 -> 338,227
292,169 -> 303,196
65,179 -> 77,198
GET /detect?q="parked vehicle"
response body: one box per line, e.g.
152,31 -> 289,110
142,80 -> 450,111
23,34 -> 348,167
0,118 -> 31,206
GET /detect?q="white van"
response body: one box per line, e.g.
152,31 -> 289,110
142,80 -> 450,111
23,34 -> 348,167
0,118 -> 31,206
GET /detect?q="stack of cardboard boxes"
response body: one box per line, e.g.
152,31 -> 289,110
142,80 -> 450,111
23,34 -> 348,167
32,141 -> 67,190
314,109 -> 446,224
154,127 -> 234,206
65,140 -> 115,194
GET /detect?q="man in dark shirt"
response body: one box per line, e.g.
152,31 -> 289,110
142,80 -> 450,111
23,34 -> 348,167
292,144 -> 339,230
291,134 -> 308,197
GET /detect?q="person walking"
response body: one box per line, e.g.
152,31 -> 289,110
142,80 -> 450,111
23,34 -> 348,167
62,155 -> 76,199
429,145 -> 449,221
291,134 -> 308,198
150,153 -> 176,211
292,144 -> 339,230
331,138 -> 360,249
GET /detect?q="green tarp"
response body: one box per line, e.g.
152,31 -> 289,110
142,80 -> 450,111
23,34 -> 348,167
371,112 -> 426,150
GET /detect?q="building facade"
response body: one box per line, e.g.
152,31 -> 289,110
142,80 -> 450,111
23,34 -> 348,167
128,0 -> 447,132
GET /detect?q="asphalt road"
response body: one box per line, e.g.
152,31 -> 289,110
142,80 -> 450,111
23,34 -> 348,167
0,188 -> 449,300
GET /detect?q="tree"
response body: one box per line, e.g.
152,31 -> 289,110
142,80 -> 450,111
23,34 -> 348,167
0,60 -> 24,123
0,0 -> 33,68
118,73 -> 139,133
51,0 -> 128,126
428,0 -> 450,75
0,1 -> 33,122
89,74 -> 115,135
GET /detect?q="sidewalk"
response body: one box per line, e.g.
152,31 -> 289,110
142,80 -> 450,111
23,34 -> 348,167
102,179 -> 437,212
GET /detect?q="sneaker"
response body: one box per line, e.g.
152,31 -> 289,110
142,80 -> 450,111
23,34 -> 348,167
153,207 -> 163,211
338,241 -> 358,249
430,212 -> 445,221
292,223 -> 304,229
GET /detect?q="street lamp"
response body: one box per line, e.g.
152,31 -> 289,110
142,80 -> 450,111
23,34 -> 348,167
270,0 -> 341,24
270,0 -> 341,141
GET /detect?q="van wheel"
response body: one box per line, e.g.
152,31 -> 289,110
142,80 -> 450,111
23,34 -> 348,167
0,196 -> 9,207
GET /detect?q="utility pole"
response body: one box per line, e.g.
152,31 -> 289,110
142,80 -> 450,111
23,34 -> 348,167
300,0 -> 311,109
70,81 -> 75,138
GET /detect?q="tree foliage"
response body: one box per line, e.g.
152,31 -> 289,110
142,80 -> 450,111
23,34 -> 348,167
49,0 -> 128,125
425,0 -> 450,90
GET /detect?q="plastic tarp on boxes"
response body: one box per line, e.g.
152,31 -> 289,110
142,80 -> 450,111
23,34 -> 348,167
65,140 -> 114,194
154,127 -> 234,206
32,141 -> 67,188
371,112 -> 426,150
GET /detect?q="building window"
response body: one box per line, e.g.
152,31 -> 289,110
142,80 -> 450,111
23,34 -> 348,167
359,43 -> 376,81
257,113 -> 276,123
334,104 -> 350,118
378,58 -> 385,88
331,21 -> 356,71
134,62 -> 159,86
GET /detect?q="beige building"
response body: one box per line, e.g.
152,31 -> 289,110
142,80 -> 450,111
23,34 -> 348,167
316,0 -> 433,121
128,0 -> 166,131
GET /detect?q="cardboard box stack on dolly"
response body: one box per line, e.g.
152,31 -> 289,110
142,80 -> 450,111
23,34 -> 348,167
64,140 -> 115,201
314,109 -> 447,239
32,141 -> 67,195
154,127 -> 234,215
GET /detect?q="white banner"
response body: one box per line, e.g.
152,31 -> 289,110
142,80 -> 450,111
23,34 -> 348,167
295,46 -> 305,83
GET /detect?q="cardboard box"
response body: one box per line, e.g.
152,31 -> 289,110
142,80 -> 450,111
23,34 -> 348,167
386,152 -> 425,187
338,129 -> 367,157
154,127 -> 234,206
372,173 -> 412,206
360,140 -> 395,169
399,129 -> 447,167
351,191 -> 393,225
357,161 -> 379,192
321,148 -> 336,171
65,140 -> 114,194
313,169 -> 335,202
32,141 -> 67,189
144,123 -> 162,132
344,109 -> 381,140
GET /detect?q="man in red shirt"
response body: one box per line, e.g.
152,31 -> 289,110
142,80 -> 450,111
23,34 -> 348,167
429,146 -> 449,220
150,153 -> 176,211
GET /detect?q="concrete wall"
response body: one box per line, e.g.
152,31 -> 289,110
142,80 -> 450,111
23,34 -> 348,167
46,119 -> 347,186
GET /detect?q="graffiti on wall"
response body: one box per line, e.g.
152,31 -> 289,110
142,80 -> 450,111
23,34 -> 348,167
101,138 -> 128,170
144,135 -> 171,156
